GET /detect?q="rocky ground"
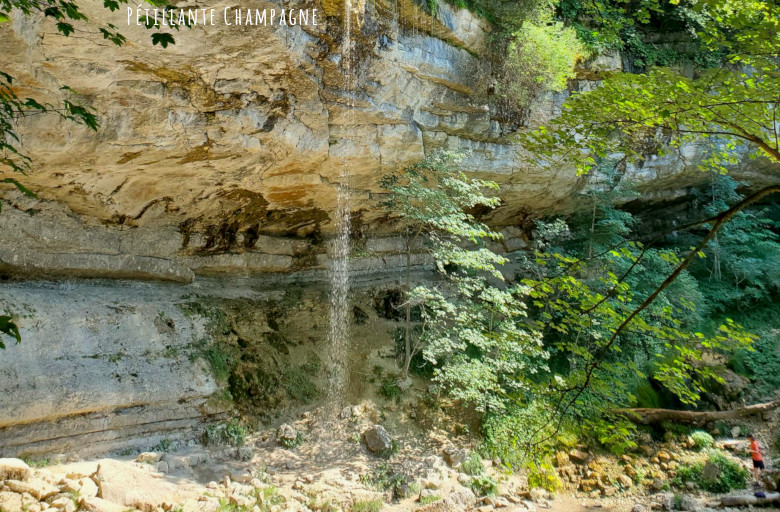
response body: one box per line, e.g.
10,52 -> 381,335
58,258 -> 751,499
1,400 -> 778,512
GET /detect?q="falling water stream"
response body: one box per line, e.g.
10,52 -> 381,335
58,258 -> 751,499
325,0 -> 353,410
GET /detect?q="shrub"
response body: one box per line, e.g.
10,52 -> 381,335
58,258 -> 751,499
498,22 -> 585,110
419,494 -> 440,505
470,474 -> 499,497
691,430 -> 714,450
673,451 -> 748,493
279,431 -> 306,449
151,438 -> 174,452
360,463 -> 412,500
460,453 -> 485,476
352,499 -> 383,512
204,419 -> 247,447
379,378 -> 402,403
525,460 -> 562,491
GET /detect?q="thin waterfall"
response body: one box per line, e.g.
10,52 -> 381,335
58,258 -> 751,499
325,0 -> 353,409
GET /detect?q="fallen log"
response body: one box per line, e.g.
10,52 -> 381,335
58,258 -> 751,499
722,493 -> 780,507
610,400 -> 780,425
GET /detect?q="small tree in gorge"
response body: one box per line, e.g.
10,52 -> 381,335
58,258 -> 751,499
380,151 -> 503,380
380,151 -> 546,411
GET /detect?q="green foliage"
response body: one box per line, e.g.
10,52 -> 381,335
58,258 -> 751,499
418,494 -> 440,505
21,457 -> 49,468
360,463 -> 412,500
214,486 -> 284,512
379,378 -> 402,402
281,363 -> 320,404
460,453 -> 485,476
691,431 -> 714,450
0,315 -> 20,350
673,451 -> 748,493
203,419 -> 247,447
498,22 -> 585,110
469,474 -> 499,496
525,460 -> 562,491
481,402 -> 573,468
556,0 -> 721,68
151,438 -> 174,452
635,383 -> 662,408
204,345 -> 233,383
351,499 -> 383,512
279,431 -> 305,449
661,422 -> 692,438
381,151 -> 546,413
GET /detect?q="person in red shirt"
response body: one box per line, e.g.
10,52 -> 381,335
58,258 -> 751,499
748,434 -> 764,485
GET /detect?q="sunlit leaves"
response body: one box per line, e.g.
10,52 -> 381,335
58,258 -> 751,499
382,151 -> 548,413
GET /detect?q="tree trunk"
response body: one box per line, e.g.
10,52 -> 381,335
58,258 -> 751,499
402,238 -> 412,379
610,400 -> 780,425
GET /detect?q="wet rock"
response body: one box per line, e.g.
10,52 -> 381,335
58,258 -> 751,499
0,458 -> 31,481
363,425 -> 393,453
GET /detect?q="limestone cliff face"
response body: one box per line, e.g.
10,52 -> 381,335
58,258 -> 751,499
1,0 -> 777,279
0,277 -> 401,457
0,0 -> 778,457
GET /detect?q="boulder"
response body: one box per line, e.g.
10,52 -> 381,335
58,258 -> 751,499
617,475 -> 633,488
650,478 -> 665,491
442,446 -> 468,468
568,449 -> 589,464
0,458 -> 31,481
135,452 -> 161,464
92,459 -> 183,511
363,425 -> 393,453
78,477 -> 99,497
701,461 -> 720,483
